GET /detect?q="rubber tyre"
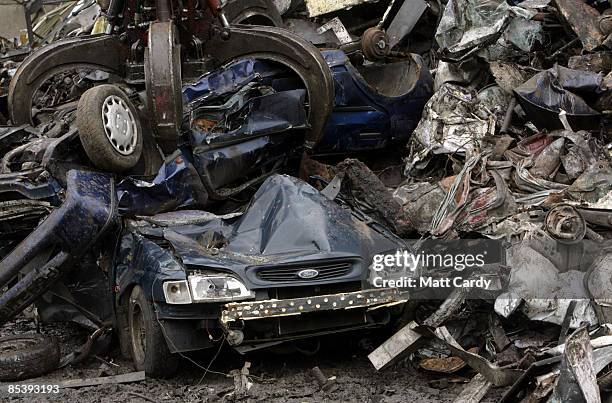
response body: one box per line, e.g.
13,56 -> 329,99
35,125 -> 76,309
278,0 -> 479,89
128,286 -> 179,378
0,334 -> 60,381
129,119 -> 163,177
77,84 -> 143,172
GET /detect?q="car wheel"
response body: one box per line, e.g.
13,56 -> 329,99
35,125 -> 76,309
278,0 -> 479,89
77,84 -> 143,172
128,286 -> 179,378
0,334 -> 60,381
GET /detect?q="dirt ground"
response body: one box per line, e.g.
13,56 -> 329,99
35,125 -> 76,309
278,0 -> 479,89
0,318 -> 509,402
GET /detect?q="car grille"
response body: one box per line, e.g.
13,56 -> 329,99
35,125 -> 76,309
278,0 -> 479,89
256,261 -> 352,282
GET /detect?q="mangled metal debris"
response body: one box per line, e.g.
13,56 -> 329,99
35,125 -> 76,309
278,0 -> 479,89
514,65 -> 604,130
228,362 -> 253,399
0,0 -> 612,401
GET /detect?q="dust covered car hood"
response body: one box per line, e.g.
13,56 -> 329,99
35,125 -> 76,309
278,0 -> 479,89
125,174 -> 406,290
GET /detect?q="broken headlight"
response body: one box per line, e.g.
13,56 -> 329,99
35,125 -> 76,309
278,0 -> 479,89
188,275 -> 254,302
163,280 -> 192,304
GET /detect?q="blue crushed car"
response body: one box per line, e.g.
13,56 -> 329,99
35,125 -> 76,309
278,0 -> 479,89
111,174 -> 409,376
183,49 -> 433,156
0,165 -> 410,377
0,48 -> 431,377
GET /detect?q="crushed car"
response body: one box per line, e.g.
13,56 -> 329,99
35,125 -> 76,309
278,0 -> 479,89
112,174 -> 409,376
183,50 -> 433,156
0,0 -> 432,381
0,162 -> 412,377
2,0 -> 612,401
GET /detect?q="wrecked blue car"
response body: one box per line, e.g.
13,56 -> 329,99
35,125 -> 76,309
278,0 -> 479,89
317,50 -> 433,154
0,48 -> 429,377
0,167 -> 409,377
112,174 -> 408,376
183,49 -> 433,156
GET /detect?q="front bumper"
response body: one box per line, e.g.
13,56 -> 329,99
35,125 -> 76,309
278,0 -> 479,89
221,287 -> 408,325
157,287 -> 408,353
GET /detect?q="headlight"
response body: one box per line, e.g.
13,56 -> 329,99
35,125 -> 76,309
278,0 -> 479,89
163,280 -> 192,304
188,274 -> 254,302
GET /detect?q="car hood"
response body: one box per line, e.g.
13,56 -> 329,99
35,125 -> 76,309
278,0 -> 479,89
128,175 -> 406,286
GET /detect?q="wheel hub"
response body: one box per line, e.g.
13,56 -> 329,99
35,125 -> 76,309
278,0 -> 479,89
101,95 -> 137,155
362,27 -> 390,61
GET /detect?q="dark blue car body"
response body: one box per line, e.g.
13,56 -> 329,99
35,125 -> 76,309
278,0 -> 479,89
0,49 -> 430,357
183,50 -> 433,156
316,50 -> 433,154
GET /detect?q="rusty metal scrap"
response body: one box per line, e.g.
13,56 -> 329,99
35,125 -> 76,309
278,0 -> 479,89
419,347 -> 478,373
555,0 -> 605,51
430,326 -> 523,387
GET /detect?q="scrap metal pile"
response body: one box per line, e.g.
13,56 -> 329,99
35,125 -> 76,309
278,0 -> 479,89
1,0 -> 612,401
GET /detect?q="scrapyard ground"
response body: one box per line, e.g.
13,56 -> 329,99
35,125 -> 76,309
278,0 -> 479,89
1,318 -> 506,402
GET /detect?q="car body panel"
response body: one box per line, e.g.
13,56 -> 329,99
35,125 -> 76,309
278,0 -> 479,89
183,50 -> 434,158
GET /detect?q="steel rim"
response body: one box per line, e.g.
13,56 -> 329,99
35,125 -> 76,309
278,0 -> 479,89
101,95 -> 138,155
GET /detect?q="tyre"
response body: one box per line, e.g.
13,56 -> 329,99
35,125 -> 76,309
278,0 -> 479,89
129,119 -> 164,177
0,334 -> 60,381
77,84 -> 143,172
128,286 -> 179,378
